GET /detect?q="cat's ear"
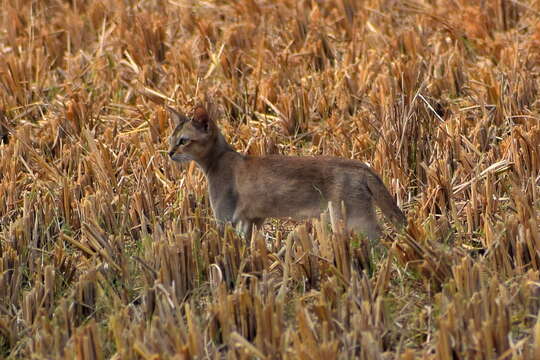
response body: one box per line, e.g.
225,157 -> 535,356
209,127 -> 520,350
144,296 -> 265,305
192,105 -> 211,132
166,106 -> 188,128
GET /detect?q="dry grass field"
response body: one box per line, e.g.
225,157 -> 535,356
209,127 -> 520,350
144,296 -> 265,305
1,0 -> 539,358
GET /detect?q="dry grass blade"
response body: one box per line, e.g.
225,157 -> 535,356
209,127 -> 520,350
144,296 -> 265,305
230,331 -> 266,359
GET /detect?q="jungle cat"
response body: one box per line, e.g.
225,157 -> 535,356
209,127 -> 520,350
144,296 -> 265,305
167,105 -> 406,241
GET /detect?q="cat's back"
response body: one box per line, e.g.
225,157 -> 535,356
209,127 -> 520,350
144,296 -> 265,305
233,153 -> 376,192
242,153 -> 373,174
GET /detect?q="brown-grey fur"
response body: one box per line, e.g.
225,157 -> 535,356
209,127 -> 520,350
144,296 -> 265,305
167,105 -> 406,241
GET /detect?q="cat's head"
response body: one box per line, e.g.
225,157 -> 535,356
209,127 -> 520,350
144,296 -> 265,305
167,105 -> 216,163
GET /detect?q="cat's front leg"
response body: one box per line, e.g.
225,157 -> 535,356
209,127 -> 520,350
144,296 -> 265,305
211,205 -> 234,237
235,220 -> 254,243
209,192 -> 236,235
231,209 -> 256,243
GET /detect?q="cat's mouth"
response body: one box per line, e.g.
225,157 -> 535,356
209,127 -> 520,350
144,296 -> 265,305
170,153 -> 192,163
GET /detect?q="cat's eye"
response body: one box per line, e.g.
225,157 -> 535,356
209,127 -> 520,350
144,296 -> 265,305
177,137 -> 189,146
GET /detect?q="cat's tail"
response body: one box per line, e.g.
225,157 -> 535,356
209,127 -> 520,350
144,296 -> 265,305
367,172 -> 407,228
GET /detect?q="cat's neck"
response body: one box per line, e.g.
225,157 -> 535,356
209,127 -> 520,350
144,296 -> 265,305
194,131 -> 237,174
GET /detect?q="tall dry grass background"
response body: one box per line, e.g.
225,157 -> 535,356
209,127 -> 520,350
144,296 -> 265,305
0,0 -> 539,358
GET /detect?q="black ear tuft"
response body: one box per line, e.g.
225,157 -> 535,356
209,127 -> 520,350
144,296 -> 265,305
166,106 -> 188,127
192,106 -> 210,132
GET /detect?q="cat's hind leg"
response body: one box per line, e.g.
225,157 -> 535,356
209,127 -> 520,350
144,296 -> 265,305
346,205 -> 382,242
329,200 -> 382,241
328,201 -> 347,233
